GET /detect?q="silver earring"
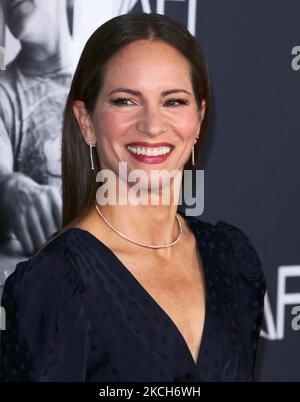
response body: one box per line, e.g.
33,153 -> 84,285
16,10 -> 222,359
191,144 -> 195,167
89,141 -> 95,170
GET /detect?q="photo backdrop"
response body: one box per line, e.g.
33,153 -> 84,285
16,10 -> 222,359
0,0 -> 299,381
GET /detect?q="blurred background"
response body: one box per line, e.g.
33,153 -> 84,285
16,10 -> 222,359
0,0 -> 299,381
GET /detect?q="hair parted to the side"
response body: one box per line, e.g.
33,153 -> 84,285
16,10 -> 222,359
62,12 -> 211,229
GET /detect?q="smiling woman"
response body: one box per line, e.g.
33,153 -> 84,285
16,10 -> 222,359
0,13 -> 266,382
63,13 -> 210,227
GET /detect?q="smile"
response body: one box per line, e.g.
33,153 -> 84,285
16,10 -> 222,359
125,142 -> 174,164
127,145 -> 172,156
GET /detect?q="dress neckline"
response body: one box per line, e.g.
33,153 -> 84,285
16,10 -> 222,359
67,211 -> 210,368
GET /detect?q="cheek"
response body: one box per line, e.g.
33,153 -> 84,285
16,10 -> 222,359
94,106 -> 199,142
171,109 -> 200,139
94,108 -> 131,142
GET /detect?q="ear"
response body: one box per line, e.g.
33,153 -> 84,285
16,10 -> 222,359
199,99 -> 206,122
197,99 -> 206,133
72,100 -> 96,145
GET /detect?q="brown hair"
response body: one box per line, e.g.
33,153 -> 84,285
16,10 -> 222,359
62,12 -> 211,229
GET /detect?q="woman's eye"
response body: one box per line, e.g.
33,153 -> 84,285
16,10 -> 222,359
165,98 -> 189,106
110,97 -> 135,106
110,97 -> 189,107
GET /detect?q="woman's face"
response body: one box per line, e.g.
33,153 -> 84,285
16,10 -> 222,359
89,40 -> 205,187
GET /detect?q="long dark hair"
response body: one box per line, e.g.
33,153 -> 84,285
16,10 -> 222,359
62,12 -> 211,228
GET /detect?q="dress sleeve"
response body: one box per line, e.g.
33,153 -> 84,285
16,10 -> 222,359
0,249 -> 90,382
216,221 -> 266,380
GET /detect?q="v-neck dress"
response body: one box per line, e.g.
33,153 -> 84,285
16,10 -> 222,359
0,211 -> 266,382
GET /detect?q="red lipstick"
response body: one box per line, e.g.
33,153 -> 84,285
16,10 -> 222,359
126,141 -> 174,148
125,142 -> 174,164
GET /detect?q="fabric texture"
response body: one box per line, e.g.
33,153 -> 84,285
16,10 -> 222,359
0,210 -> 266,382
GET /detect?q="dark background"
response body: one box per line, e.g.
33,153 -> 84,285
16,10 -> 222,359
130,0 -> 300,381
1,0 -> 299,381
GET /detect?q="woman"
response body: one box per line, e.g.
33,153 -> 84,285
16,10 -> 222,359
0,13 -> 266,382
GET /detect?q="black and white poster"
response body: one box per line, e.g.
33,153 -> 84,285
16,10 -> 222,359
0,0 -> 299,381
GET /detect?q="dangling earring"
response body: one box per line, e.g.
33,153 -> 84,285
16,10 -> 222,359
191,144 -> 195,167
89,140 -> 96,171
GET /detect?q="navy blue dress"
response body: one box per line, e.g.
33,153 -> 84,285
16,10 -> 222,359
0,211 -> 266,382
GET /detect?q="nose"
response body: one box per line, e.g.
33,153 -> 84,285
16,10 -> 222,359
136,104 -> 167,137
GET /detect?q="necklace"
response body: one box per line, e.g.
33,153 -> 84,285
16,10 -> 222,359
95,202 -> 183,249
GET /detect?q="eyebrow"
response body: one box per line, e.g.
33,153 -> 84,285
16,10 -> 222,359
108,88 -> 192,96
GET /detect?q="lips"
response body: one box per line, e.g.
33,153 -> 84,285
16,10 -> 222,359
125,142 -> 174,164
125,141 -> 174,148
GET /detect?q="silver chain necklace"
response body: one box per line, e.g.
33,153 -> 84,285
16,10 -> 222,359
95,202 -> 183,249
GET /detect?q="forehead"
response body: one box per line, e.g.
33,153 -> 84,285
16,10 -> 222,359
103,40 -> 192,89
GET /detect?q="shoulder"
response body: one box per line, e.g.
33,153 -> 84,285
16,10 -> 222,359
186,214 -> 266,286
215,220 -> 265,284
1,229 -> 91,381
2,229 -> 88,309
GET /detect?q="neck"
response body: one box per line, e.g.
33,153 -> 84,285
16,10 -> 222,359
17,38 -> 74,75
96,169 -> 184,249
93,203 -> 184,258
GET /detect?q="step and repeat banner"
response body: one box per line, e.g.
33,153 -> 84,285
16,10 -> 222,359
0,0 -> 299,381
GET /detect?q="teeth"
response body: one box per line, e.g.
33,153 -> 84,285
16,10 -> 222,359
127,146 -> 172,156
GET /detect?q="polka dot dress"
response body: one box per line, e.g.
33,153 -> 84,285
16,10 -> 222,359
0,211 -> 266,382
